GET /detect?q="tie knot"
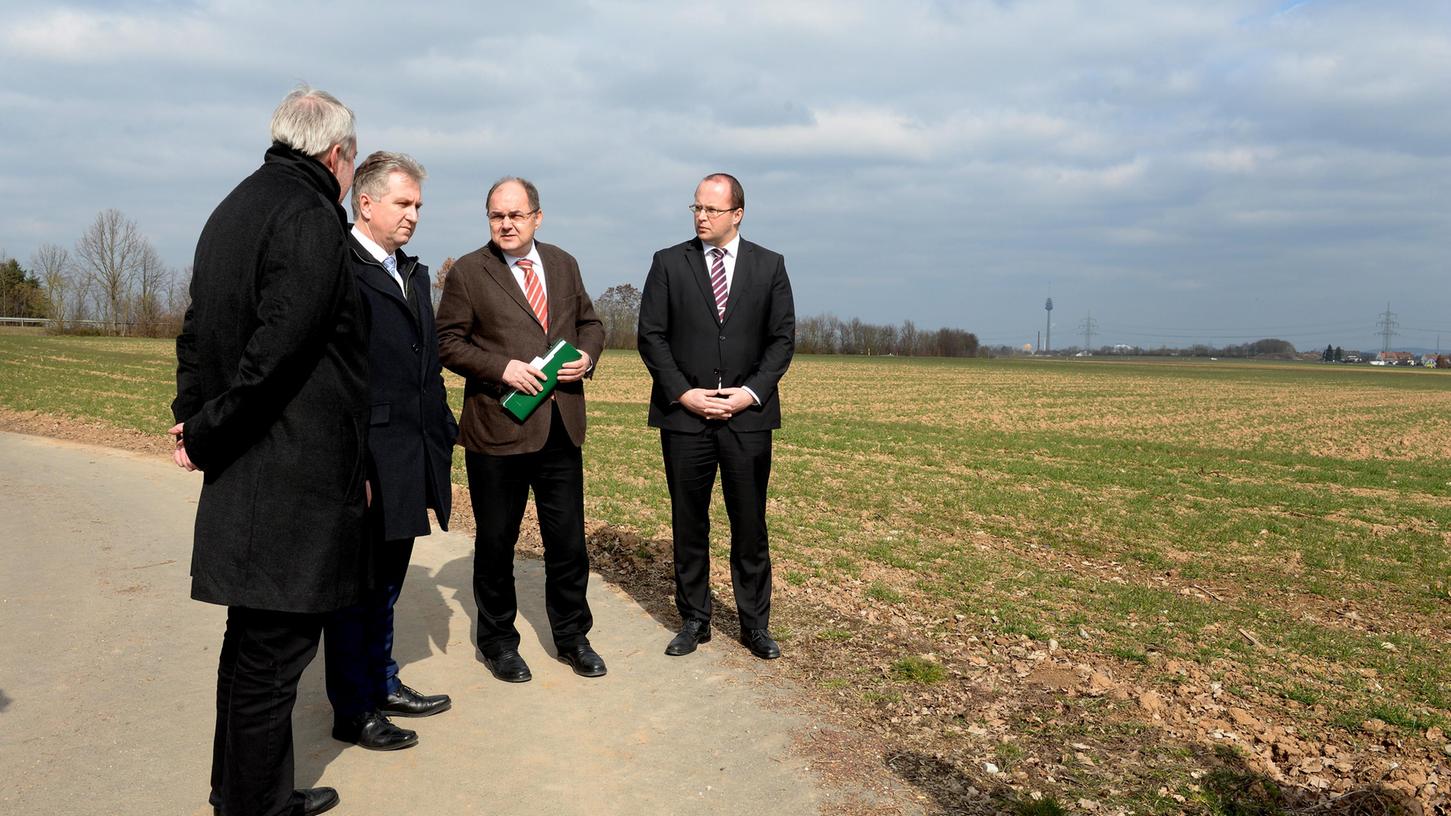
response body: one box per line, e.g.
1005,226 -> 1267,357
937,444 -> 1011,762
382,255 -> 397,273
711,248 -> 725,261
516,258 -> 533,272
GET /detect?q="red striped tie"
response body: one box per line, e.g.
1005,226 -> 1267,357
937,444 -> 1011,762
518,258 -> 549,334
709,248 -> 728,320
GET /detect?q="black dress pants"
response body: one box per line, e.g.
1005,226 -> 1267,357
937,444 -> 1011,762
210,605 -> 325,816
324,536 -> 414,721
466,404 -> 592,655
662,426 -> 773,630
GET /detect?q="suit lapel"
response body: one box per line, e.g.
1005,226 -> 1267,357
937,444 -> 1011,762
721,241 -> 752,325
484,243 -> 543,333
685,239 -> 721,326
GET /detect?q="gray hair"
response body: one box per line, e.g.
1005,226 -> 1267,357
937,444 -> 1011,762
269,85 -> 356,160
351,151 -> 427,217
486,176 -> 540,212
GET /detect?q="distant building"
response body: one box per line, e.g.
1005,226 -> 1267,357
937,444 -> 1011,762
1378,351 -> 1414,365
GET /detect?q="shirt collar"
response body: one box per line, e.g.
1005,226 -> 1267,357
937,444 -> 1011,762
704,234 -> 741,259
350,225 -> 391,264
502,242 -> 542,270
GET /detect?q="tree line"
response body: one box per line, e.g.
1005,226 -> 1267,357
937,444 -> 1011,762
2,209 -> 189,337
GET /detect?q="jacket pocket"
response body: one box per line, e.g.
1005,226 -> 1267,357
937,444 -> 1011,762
370,403 -> 391,426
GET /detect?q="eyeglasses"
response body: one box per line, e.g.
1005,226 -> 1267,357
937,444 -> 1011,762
688,205 -> 739,219
488,209 -> 538,224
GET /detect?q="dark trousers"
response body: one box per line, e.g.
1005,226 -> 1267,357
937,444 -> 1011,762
661,427 -> 773,630
466,405 -> 592,655
210,606 -> 324,816
323,537 -> 414,721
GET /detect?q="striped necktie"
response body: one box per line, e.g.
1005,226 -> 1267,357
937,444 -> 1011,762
709,247 -> 728,321
517,258 -> 549,334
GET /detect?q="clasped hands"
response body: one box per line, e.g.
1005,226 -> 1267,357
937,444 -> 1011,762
679,387 -> 753,421
503,352 -> 592,395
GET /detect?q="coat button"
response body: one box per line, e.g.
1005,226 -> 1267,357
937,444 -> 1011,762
718,335 -> 726,341
412,343 -> 421,353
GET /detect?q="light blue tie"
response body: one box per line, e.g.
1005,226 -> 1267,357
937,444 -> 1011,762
382,255 -> 405,295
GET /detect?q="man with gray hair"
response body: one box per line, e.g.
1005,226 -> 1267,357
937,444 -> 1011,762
323,151 -> 457,752
171,85 -> 362,816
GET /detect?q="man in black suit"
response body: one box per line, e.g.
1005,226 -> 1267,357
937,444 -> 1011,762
171,86 -> 361,816
637,172 -> 795,660
324,151 -> 457,752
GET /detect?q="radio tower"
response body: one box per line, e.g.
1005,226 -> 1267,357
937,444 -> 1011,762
1079,312 -> 1098,352
1377,303 -> 1398,353
1044,297 -> 1053,353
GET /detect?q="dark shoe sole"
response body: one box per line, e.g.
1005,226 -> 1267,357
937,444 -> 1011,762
740,639 -> 781,660
380,699 -> 452,718
302,788 -> 341,816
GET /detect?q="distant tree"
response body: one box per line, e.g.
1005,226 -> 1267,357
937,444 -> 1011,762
1248,338 -> 1296,356
75,209 -> 152,334
1323,344 -> 1334,362
432,256 -> 455,310
0,255 -> 46,318
30,243 -> 72,326
594,283 -> 642,349
1333,346 -> 1343,361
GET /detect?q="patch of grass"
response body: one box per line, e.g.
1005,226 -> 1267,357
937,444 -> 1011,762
862,689 -> 901,704
783,570 -> 808,586
1006,795 -> 1069,816
816,628 -> 853,642
865,581 -> 904,604
1111,645 -> 1150,664
1200,767 -> 1287,816
890,655 -> 946,684
818,678 -> 849,690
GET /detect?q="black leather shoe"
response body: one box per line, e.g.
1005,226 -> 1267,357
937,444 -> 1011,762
557,643 -> 607,677
483,649 -> 533,683
331,710 -> 418,750
665,619 -> 711,656
298,787 -> 340,816
740,628 -> 781,660
380,683 -> 452,717
211,787 -> 339,815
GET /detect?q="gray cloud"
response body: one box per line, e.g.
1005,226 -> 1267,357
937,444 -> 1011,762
3,0 -> 1447,351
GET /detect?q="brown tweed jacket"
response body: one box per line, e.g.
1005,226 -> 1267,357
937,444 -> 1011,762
436,240 -> 604,455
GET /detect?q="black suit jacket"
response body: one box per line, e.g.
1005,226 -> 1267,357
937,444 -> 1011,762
348,233 -> 458,542
637,237 -> 795,433
173,144 -> 369,615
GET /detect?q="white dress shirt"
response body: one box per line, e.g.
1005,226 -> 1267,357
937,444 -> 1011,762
350,225 -> 406,296
503,243 -> 545,300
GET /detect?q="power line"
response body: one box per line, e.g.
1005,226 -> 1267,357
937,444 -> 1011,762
1079,312 -> 1098,349
1377,303 -> 1398,353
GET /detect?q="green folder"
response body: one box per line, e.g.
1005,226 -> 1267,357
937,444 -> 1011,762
500,339 -> 583,422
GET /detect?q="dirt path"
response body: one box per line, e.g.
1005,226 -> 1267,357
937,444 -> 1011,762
0,430 -> 904,816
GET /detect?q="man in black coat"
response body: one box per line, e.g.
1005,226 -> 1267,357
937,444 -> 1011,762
637,172 -> 795,661
171,86 -> 361,816
324,151 -> 457,751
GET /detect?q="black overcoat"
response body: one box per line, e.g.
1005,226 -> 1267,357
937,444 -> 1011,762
173,143 -> 370,614
637,237 -> 795,433
348,233 -> 457,542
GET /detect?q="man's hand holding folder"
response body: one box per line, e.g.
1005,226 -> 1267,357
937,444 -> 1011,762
499,339 -> 589,422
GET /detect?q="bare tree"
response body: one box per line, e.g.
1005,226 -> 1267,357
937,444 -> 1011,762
75,209 -> 150,334
30,243 -> 73,327
133,243 -> 169,335
432,257 -> 455,311
594,283 -> 642,349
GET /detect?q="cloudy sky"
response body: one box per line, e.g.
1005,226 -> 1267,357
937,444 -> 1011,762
3,0 -> 1448,351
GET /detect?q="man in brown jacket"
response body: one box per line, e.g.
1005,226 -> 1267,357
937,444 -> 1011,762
436,177 -> 607,682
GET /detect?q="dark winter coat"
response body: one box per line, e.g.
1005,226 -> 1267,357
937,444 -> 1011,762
173,143 -> 370,614
347,233 -> 457,541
